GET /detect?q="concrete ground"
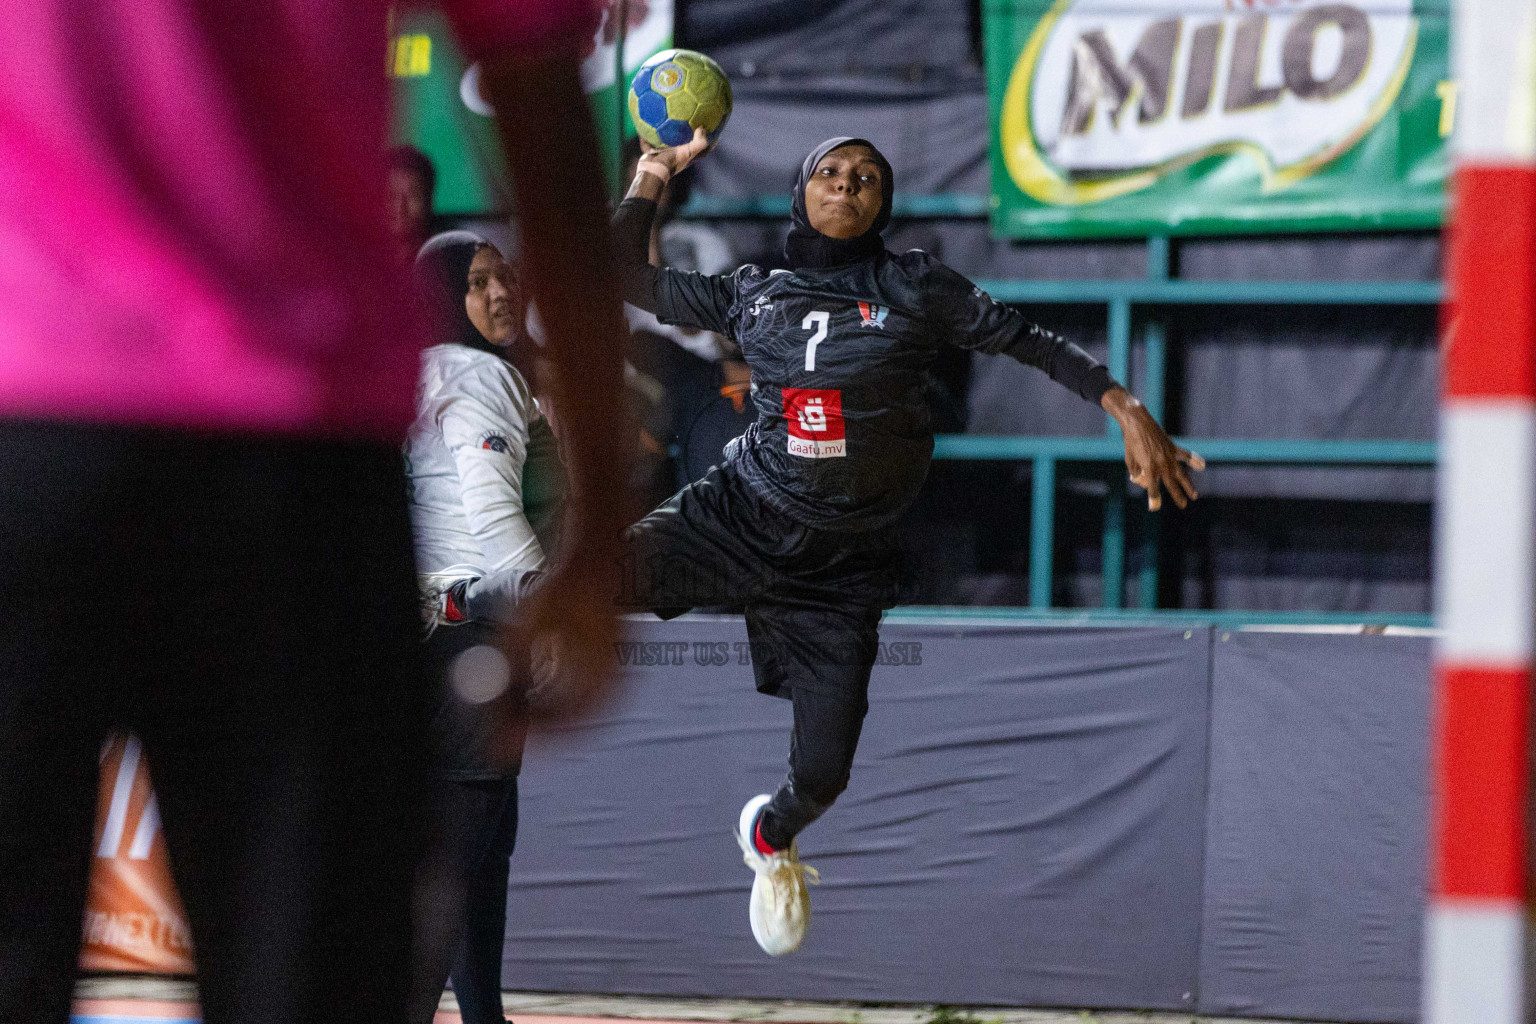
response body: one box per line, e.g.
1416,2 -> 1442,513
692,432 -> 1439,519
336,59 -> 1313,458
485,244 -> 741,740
73,976 -> 1331,1024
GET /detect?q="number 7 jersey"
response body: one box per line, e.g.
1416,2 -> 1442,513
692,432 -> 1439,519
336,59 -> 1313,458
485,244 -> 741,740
724,263 -> 936,530
618,202 -> 1114,532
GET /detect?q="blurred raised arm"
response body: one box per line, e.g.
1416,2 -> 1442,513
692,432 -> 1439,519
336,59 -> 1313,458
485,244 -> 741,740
437,0 -> 628,720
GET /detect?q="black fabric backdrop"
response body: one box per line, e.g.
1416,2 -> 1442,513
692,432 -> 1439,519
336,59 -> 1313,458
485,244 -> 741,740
498,617 -> 1431,1022
665,0 -> 1439,614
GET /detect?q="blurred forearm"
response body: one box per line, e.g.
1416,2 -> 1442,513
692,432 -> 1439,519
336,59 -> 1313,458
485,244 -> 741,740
481,50 -> 631,556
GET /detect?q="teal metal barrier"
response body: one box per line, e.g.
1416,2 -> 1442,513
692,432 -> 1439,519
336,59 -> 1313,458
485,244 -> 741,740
973,279 -> 1443,305
883,606 -> 1436,629
680,193 -> 992,218
933,437 -> 1438,462
932,435 -> 1437,611
677,196 -> 1441,619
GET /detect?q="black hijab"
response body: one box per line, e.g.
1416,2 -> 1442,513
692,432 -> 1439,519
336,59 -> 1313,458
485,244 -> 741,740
784,136 -> 894,270
414,230 -> 510,358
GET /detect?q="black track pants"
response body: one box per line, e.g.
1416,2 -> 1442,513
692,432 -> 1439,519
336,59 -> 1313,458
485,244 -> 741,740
621,462 -> 899,849
409,619 -> 523,1024
407,776 -> 518,1024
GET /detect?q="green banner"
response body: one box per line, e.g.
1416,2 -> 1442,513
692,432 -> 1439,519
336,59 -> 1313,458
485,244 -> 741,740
388,1 -> 674,214
984,0 -> 1451,237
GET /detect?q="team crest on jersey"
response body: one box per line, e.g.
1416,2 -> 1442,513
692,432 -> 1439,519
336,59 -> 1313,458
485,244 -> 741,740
749,295 -> 774,317
480,433 -> 510,453
858,302 -> 888,328
782,388 -> 846,459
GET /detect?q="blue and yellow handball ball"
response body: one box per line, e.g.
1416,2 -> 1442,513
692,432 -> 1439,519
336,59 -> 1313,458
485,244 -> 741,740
628,49 -> 733,150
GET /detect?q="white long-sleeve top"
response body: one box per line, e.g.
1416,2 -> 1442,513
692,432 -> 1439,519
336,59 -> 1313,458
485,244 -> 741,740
406,343 -> 547,584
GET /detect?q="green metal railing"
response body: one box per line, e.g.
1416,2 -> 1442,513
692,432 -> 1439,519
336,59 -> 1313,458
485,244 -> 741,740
681,193 -> 993,218
882,606 -> 1437,629
678,194 -> 1442,618
934,435 -> 1437,611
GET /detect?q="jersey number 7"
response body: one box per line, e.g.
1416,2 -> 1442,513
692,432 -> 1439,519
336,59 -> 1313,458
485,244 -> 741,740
802,310 -> 830,371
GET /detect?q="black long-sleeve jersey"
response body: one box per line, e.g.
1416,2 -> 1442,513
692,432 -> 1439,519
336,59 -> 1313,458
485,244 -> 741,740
614,197 -> 1115,532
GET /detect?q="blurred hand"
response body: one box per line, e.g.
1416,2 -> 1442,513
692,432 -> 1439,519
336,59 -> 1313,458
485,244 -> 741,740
600,0 -> 650,45
1102,387 -> 1205,511
495,554 -> 619,733
478,52 -> 631,739
578,0 -> 652,59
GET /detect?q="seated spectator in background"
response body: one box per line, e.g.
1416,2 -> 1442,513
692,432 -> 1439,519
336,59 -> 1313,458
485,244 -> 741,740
406,231 -> 564,1024
390,145 -> 438,266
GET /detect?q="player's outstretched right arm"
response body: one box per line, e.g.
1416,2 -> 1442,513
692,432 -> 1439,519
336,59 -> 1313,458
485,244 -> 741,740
929,259 -> 1204,510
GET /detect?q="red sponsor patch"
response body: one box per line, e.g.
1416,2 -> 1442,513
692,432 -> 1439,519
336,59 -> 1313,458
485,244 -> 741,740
782,388 -> 846,459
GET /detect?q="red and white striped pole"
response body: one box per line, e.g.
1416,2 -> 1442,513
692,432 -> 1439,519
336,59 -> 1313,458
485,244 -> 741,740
1429,1 -> 1536,1020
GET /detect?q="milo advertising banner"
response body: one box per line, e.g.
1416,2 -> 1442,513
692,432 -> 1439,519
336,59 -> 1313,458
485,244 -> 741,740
985,0 -> 1451,237
390,0 -> 674,213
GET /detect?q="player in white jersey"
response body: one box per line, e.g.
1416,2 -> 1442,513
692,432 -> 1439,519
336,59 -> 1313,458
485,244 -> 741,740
410,232 -> 562,629
405,231 -> 562,1024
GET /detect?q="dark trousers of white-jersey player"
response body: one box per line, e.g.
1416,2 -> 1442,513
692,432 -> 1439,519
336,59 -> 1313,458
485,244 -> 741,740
614,131 -> 1206,956
406,233 -> 564,1024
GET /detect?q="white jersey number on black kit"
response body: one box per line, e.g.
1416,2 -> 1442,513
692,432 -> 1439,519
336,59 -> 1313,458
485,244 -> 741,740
802,310 -> 830,371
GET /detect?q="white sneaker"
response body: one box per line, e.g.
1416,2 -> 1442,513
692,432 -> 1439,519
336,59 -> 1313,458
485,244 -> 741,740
734,794 -> 819,956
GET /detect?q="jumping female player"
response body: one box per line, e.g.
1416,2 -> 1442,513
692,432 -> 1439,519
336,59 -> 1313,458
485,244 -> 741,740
613,130 -> 1204,956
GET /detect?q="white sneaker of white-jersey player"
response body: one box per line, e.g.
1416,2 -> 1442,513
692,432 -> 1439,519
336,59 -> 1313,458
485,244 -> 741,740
734,794 -> 819,956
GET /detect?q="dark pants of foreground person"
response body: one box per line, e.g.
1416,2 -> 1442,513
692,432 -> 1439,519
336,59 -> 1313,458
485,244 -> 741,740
621,462 -> 900,850
0,420 -> 431,1024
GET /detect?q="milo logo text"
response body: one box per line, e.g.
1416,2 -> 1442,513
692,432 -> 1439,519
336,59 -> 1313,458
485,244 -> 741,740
1062,5 -> 1371,132
1000,0 -> 1420,203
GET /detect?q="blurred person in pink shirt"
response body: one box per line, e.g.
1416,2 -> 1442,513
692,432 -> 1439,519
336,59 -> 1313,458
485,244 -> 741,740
0,2 -> 630,1022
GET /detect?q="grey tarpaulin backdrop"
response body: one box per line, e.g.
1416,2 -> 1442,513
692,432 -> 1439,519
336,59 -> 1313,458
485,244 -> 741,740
1200,631 -> 1431,1022
499,618 -> 1431,1022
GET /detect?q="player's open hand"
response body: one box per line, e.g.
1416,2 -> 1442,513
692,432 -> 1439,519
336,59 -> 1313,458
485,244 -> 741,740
636,126 -> 709,181
1102,387 -> 1205,511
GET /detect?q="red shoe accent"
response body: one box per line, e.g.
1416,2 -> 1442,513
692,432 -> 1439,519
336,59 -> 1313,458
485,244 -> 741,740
443,588 -> 467,623
754,815 -> 778,855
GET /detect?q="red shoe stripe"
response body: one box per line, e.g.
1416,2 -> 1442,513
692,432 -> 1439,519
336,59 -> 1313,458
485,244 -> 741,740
754,815 -> 778,855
